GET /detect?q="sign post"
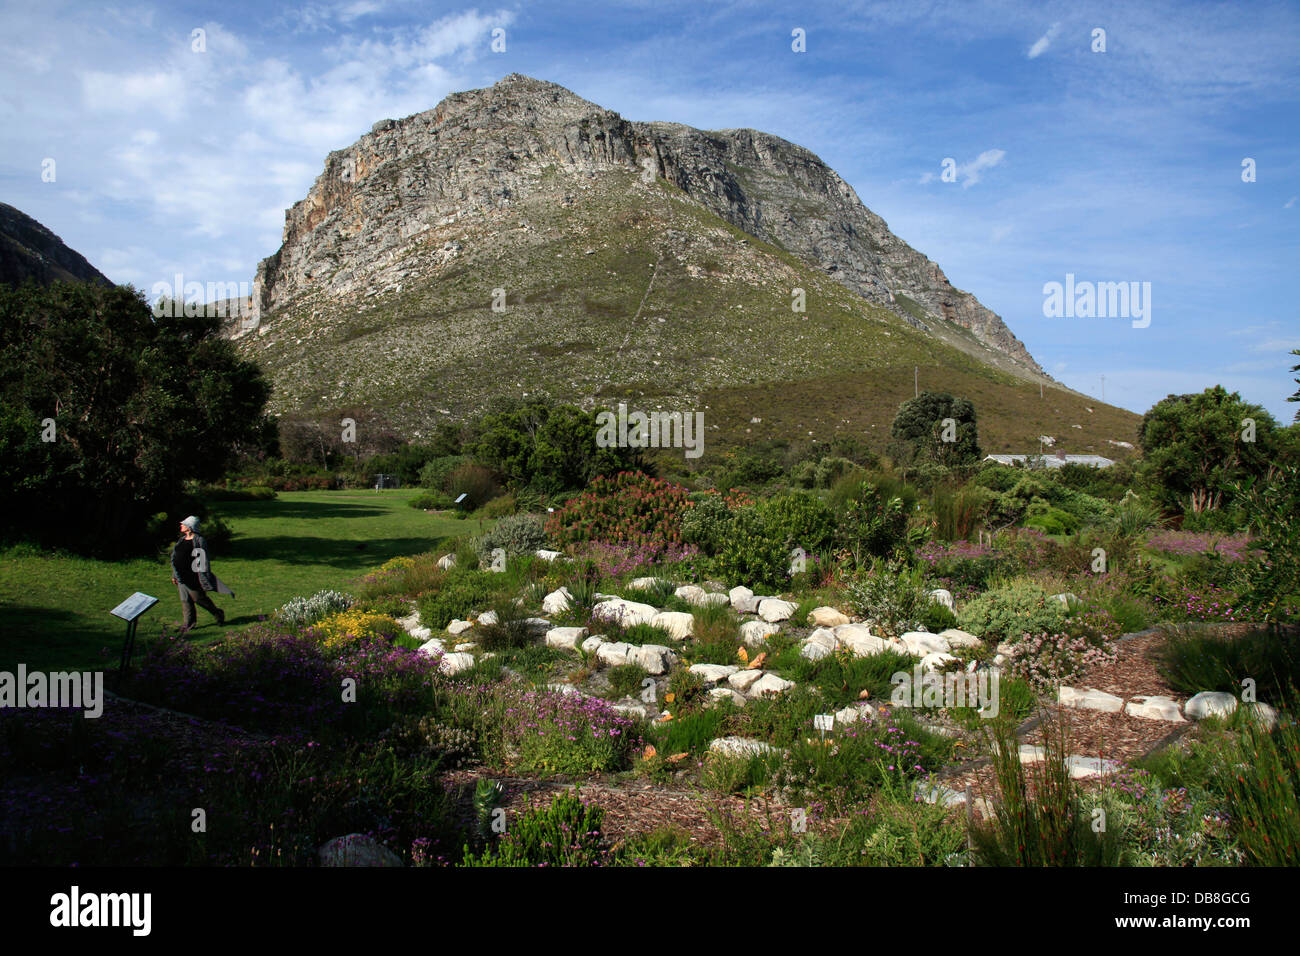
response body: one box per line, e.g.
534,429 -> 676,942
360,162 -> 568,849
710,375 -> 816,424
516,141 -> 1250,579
109,592 -> 158,676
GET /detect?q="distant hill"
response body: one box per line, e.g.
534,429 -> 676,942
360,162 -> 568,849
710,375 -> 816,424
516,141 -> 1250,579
234,74 -> 1141,455
0,203 -> 112,288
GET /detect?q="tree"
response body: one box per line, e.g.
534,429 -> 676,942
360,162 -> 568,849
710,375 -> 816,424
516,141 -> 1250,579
1138,386 -> 1278,516
1288,348 -> 1300,422
468,397 -> 642,495
0,280 -> 271,555
890,391 -> 981,468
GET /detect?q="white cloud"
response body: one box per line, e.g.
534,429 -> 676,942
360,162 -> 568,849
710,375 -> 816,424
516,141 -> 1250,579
1027,22 -> 1062,59
1286,196 -> 1297,209
959,149 -> 1006,187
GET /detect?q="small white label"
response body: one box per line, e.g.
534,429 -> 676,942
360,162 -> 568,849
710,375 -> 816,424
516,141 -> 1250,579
813,714 -> 834,731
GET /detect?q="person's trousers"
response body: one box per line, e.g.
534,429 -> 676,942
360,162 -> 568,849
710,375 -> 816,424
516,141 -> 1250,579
177,582 -> 222,627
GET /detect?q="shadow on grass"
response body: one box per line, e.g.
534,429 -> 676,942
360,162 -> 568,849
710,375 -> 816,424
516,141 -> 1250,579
215,500 -> 390,521
227,535 -> 440,570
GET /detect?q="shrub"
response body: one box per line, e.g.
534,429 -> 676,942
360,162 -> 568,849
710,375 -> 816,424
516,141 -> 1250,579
547,471 -> 691,550
836,482 -> 910,566
505,690 -> 641,774
382,715 -> 477,769
956,580 -> 1066,643
680,494 -> 735,556
354,553 -> 446,601
1155,622 -> 1300,706
409,491 -> 454,510
419,455 -> 470,491
480,494 -> 517,518
474,598 -> 539,652
417,572 -> 499,629
462,791 -> 606,867
844,560 -> 929,638
448,462 -> 501,508
918,601 -> 957,632
275,589 -> 356,628
1022,504 -> 1080,536
607,663 -> 651,699
309,609 -> 404,652
761,492 -> 836,555
713,507 -> 789,590
477,513 -> 548,565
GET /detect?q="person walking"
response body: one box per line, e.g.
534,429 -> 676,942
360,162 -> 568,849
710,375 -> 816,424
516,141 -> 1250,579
171,515 -> 230,631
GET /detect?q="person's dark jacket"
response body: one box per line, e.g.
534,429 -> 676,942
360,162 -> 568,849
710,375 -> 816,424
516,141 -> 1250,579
171,533 -> 217,591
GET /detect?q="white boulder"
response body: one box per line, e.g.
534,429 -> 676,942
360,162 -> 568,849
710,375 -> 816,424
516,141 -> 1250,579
758,599 -> 797,622
708,737 -> 779,759
446,619 -> 474,636
632,644 -> 676,675
939,628 -> 982,649
595,641 -> 637,668
436,553 -> 456,570
927,588 -> 955,611
1185,691 -> 1238,721
1124,696 -> 1186,722
729,586 -> 755,612
438,652 -> 476,676
592,598 -> 659,628
651,611 -> 694,641
727,669 -> 765,692
544,626 -> 589,651
740,620 -> 779,646
580,635 -> 607,654
919,651 -> 959,673
900,631 -> 950,656
809,606 -> 850,628
1058,686 -> 1125,713
749,673 -> 795,696
1065,756 -> 1123,779
690,663 -> 740,684
541,587 -> 572,615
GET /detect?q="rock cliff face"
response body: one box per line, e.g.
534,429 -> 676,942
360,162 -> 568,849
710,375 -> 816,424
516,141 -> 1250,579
0,203 -> 112,288
251,74 -> 1041,374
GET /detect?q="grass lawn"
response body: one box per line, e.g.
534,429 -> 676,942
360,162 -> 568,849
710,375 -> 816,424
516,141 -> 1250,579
0,489 -> 483,672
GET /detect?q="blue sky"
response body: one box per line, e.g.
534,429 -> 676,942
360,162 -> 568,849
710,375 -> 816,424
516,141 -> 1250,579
2,0 -> 1297,420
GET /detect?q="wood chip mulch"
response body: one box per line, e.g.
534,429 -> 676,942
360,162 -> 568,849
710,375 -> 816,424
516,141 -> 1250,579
440,767 -> 792,850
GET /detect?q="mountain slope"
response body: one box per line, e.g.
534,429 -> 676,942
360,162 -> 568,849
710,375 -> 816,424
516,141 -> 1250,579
236,75 -> 1139,455
0,203 -> 112,288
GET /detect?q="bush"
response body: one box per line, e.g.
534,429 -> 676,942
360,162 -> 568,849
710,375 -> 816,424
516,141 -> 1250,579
480,494 -> 517,518
918,601 -> 957,632
1155,622 -> 1300,707
354,553 -> 446,601
836,481 -> 910,566
956,580 -> 1067,643
548,471 -> 691,550
409,491 -> 454,510
761,492 -> 836,556
680,494 -> 735,556
463,791 -> 606,867
448,462 -> 500,508
474,597 -> 540,652
477,513 -> 548,565
419,455 -> 470,492
713,507 -> 789,590
275,589 -> 355,628
309,609 -> 404,652
845,560 -> 930,638
417,572 -> 500,629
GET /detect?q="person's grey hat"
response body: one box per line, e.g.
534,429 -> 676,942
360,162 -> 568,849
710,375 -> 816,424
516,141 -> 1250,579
181,516 -> 200,531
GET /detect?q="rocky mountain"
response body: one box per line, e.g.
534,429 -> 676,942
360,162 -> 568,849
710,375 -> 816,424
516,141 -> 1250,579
0,203 -> 112,288
236,75 -> 1140,454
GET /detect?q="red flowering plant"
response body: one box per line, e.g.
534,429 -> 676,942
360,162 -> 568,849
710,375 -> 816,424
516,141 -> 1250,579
546,471 -> 692,553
